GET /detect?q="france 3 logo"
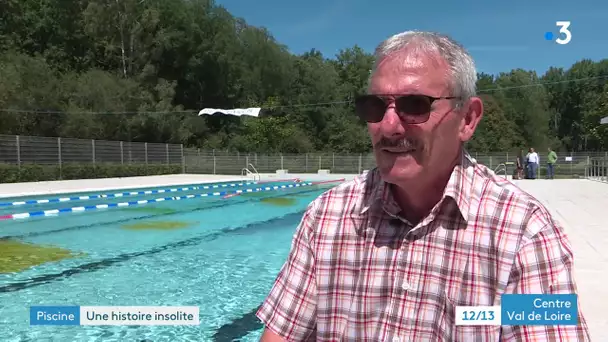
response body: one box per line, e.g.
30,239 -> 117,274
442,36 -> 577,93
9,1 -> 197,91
545,21 -> 572,45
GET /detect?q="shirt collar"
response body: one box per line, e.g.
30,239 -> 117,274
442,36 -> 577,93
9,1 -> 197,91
360,150 -> 475,221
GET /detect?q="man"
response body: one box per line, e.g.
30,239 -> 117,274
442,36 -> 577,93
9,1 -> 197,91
547,147 -> 558,179
257,31 -> 589,341
516,149 -> 525,180
526,148 -> 539,179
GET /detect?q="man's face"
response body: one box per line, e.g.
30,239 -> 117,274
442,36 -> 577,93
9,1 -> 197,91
367,49 -> 474,186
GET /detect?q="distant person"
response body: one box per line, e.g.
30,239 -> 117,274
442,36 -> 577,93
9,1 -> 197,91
547,147 -> 558,179
516,149 -> 525,179
257,31 -> 589,341
526,147 -> 539,179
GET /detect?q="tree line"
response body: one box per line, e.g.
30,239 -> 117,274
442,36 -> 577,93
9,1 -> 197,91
0,0 -> 607,153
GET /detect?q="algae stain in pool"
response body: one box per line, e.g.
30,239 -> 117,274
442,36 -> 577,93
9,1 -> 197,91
259,197 -> 297,207
0,240 -> 86,273
121,206 -> 178,214
121,221 -> 198,231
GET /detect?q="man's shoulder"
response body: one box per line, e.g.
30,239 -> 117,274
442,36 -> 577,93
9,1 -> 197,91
312,171 -> 372,202
471,163 -> 558,237
305,171 -> 375,219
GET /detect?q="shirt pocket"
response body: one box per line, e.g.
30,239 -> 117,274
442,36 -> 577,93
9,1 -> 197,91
451,325 -> 501,342
410,280 -> 501,342
445,288 -> 501,342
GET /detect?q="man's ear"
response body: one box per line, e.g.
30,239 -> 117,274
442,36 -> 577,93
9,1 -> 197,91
459,97 -> 483,141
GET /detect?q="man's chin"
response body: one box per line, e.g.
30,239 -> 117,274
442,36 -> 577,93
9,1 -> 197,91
377,159 -> 423,184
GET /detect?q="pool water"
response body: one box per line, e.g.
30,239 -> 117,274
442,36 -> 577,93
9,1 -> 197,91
0,180 -> 334,341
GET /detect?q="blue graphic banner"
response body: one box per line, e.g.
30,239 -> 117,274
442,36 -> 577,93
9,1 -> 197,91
30,306 -> 80,326
501,294 -> 578,325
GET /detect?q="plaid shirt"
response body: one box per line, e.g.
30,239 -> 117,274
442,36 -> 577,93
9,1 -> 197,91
257,152 -> 590,341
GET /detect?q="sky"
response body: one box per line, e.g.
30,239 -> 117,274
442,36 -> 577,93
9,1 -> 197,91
215,0 -> 608,76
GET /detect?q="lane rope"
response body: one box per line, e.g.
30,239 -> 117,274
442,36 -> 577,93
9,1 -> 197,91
0,179 -> 346,220
0,178 -> 302,207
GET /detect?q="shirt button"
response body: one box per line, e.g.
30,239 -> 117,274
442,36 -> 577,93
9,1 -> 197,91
392,337 -> 401,342
402,282 -> 411,291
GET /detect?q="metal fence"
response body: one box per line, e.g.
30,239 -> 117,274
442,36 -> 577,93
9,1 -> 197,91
0,134 -> 184,170
183,149 -> 608,178
586,157 -> 608,183
0,134 -> 607,179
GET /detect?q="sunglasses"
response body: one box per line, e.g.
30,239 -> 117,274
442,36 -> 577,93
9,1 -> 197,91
354,94 -> 461,124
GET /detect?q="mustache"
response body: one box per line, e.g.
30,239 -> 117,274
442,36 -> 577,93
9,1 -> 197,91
374,137 -> 419,150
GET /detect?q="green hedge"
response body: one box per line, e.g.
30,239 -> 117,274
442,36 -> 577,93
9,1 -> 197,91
0,163 -> 182,183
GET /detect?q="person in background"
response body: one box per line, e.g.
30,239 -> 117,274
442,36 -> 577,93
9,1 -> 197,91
256,30 -> 589,341
527,147 -> 539,179
547,147 -> 558,179
516,149 -> 525,179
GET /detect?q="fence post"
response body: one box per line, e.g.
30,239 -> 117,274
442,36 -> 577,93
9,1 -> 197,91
213,156 -> 216,174
58,137 -> 62,179
144,142 -> 148,175
332,153 -> 335,171
305,154 -> 308,172
120,141 -> 124,165
166,143 -> 169,164
318,156 -> 322,171
246,155 -> 249,168
15,135 -> 21,170
281,155 -> 284,170
358,154 -> 362,174
91,139 -> 96,165
181,144 -> 185,174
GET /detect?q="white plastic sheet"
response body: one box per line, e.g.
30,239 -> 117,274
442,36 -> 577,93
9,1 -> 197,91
198,108 -> 261,117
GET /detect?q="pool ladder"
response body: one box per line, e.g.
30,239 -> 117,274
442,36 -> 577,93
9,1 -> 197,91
494,163 -> 508,179
241,163 -> 261,181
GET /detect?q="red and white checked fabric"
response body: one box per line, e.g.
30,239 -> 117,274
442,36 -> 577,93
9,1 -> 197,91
257,152 -> 590,342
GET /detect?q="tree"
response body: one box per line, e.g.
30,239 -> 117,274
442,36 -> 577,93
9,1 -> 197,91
0,0 -> 605,153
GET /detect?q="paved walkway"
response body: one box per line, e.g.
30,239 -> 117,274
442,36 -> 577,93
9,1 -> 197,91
513,179 -> 608,341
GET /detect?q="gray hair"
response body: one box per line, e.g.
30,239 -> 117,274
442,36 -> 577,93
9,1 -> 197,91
368,31 -> 477,101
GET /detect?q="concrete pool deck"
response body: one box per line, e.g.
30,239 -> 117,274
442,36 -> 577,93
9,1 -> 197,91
0,174 -> 250,198
0,173 -> 354,198
513,178 -> 608,340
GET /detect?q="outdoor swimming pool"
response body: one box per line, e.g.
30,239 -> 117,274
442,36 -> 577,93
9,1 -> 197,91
0,179 -> 340,341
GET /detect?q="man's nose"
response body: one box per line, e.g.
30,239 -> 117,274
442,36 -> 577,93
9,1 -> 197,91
378,106 -> 406,137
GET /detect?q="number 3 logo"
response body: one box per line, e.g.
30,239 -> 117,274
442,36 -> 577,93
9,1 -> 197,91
556,21 -> 572,45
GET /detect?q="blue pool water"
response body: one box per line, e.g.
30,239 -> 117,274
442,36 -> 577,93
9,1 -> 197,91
0,180 -> 334,341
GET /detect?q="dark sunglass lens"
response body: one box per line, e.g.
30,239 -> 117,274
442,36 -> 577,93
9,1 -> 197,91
396,95 -> 432,116
355,95 -> 386,123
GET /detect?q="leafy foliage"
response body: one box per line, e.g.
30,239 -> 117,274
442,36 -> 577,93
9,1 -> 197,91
0,0 -> 606,153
